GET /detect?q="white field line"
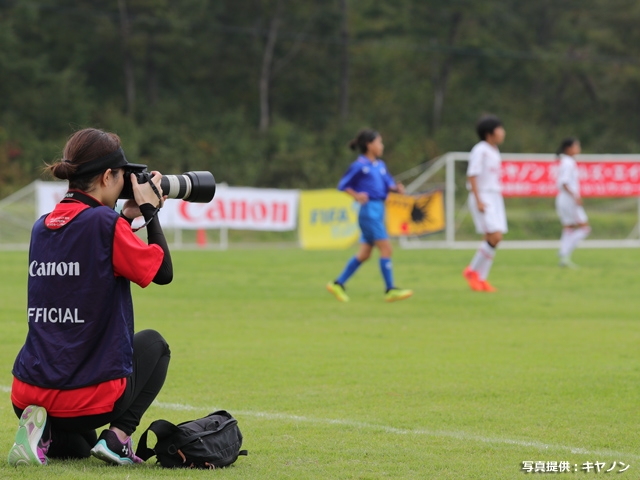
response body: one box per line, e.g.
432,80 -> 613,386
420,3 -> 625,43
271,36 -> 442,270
152,400 -> 640,461
1,385 -> 636,461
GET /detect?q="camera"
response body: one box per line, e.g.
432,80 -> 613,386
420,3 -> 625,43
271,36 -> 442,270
119,164 -> 216,203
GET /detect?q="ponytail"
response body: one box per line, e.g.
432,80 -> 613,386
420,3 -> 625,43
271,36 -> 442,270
349,129 -> 379,154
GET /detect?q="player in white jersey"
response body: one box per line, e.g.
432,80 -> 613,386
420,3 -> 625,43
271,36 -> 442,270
555,137 -> 590,268
463,115 -> 507,292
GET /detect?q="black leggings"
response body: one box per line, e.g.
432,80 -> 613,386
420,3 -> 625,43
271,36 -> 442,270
13,329 -> 171,459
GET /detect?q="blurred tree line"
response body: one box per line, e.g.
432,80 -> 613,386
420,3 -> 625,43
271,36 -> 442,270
1,0 -> 640,195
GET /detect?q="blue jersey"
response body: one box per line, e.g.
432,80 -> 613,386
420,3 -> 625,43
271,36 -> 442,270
337,155 -> 396,201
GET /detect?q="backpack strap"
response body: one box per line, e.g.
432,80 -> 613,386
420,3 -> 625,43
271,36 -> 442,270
135,419 -> 180,461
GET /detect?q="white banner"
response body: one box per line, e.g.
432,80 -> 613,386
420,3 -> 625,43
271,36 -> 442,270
161,186 -> 299,230
35,181 -> 68,219
35,182 -> 299,231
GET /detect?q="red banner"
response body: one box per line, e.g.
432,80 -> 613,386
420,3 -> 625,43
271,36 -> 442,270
501,161 -> 640,197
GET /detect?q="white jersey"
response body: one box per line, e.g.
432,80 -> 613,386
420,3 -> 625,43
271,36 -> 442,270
466,141 -> 502,193
556,154 -> 580,197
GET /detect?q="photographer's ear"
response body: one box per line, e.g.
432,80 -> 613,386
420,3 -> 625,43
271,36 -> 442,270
96,169 -> 109,188
100,169 -> 111,187
101,168 -> 121,187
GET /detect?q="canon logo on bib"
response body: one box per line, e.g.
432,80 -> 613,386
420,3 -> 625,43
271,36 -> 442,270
29,261 -> 80,277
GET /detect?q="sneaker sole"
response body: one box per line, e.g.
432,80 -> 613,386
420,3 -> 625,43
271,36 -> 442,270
326,284 -> 349,302
90,440 -> 135,465
8,406 -> 47,466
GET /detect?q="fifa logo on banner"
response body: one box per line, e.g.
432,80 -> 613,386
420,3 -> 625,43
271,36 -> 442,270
309,202 -> 360,238
309,207 -> 350,225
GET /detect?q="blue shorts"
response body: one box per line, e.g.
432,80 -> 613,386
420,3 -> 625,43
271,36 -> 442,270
358,200 -> 388,245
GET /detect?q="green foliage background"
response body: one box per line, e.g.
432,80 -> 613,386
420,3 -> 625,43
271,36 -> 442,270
1,0 -> 640,196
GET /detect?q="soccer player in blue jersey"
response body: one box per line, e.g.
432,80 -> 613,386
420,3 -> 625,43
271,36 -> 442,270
326,129 -> 413,302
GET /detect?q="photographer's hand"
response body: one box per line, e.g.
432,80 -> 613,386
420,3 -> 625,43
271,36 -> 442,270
122,171 -> 165,219
134,171 -> 164,207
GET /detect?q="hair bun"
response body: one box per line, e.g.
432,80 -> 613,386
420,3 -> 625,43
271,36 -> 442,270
49,158 -> 77,180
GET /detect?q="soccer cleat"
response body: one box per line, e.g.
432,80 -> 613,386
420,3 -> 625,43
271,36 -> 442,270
8,405 -> 50,466
326,282 -> 350,302
384,288 -> 413,302
463,267 -> 483,291
479,280 -> 497,292
90,430 -> 143,466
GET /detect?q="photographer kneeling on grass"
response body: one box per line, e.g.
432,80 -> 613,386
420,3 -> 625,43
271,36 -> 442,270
8,128 -> 173,466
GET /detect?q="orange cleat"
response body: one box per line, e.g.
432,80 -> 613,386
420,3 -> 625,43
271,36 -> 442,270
463,267 -> 483,291
479,280 -> 497,292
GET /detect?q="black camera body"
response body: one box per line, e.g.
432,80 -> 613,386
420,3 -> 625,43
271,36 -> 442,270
119,164 -> 216,203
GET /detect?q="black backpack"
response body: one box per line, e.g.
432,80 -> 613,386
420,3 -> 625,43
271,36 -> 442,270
135,410 -> 247,469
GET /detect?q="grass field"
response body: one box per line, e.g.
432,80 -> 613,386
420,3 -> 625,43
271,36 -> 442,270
1,247 -> 640,479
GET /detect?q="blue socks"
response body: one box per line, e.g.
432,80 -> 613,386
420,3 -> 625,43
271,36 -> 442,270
336,256 -> 362,285
379,258 -> 393,291
336,256 -> 394,291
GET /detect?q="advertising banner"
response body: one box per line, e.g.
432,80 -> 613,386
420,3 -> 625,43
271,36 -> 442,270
35,181 -> 68,219
35,183 -> 299,231
502,160 -> 640,197
161,186 -> 299,230
298,190 -> 360,250
385,191 -> 445,237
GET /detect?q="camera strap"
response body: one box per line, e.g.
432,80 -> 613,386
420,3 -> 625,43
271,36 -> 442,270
62,190 -> 161,232
131,183 -> 163,232
148,180 -> 163,205
61,191 -> 104,208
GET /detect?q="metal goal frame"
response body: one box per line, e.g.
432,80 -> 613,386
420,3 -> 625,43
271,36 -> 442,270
400,152 -> 640,250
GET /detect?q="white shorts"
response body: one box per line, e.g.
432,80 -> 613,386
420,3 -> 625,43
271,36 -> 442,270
468,192 -> 508,234
555,193 -> 588,226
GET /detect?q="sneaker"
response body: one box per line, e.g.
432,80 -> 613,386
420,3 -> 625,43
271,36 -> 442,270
479,280 -> 497,292
326,282 -> 350,302
463,267 -> 483,291
384,288 -> 413,302
8,405 -> 50,466
90,430 -> 143,465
